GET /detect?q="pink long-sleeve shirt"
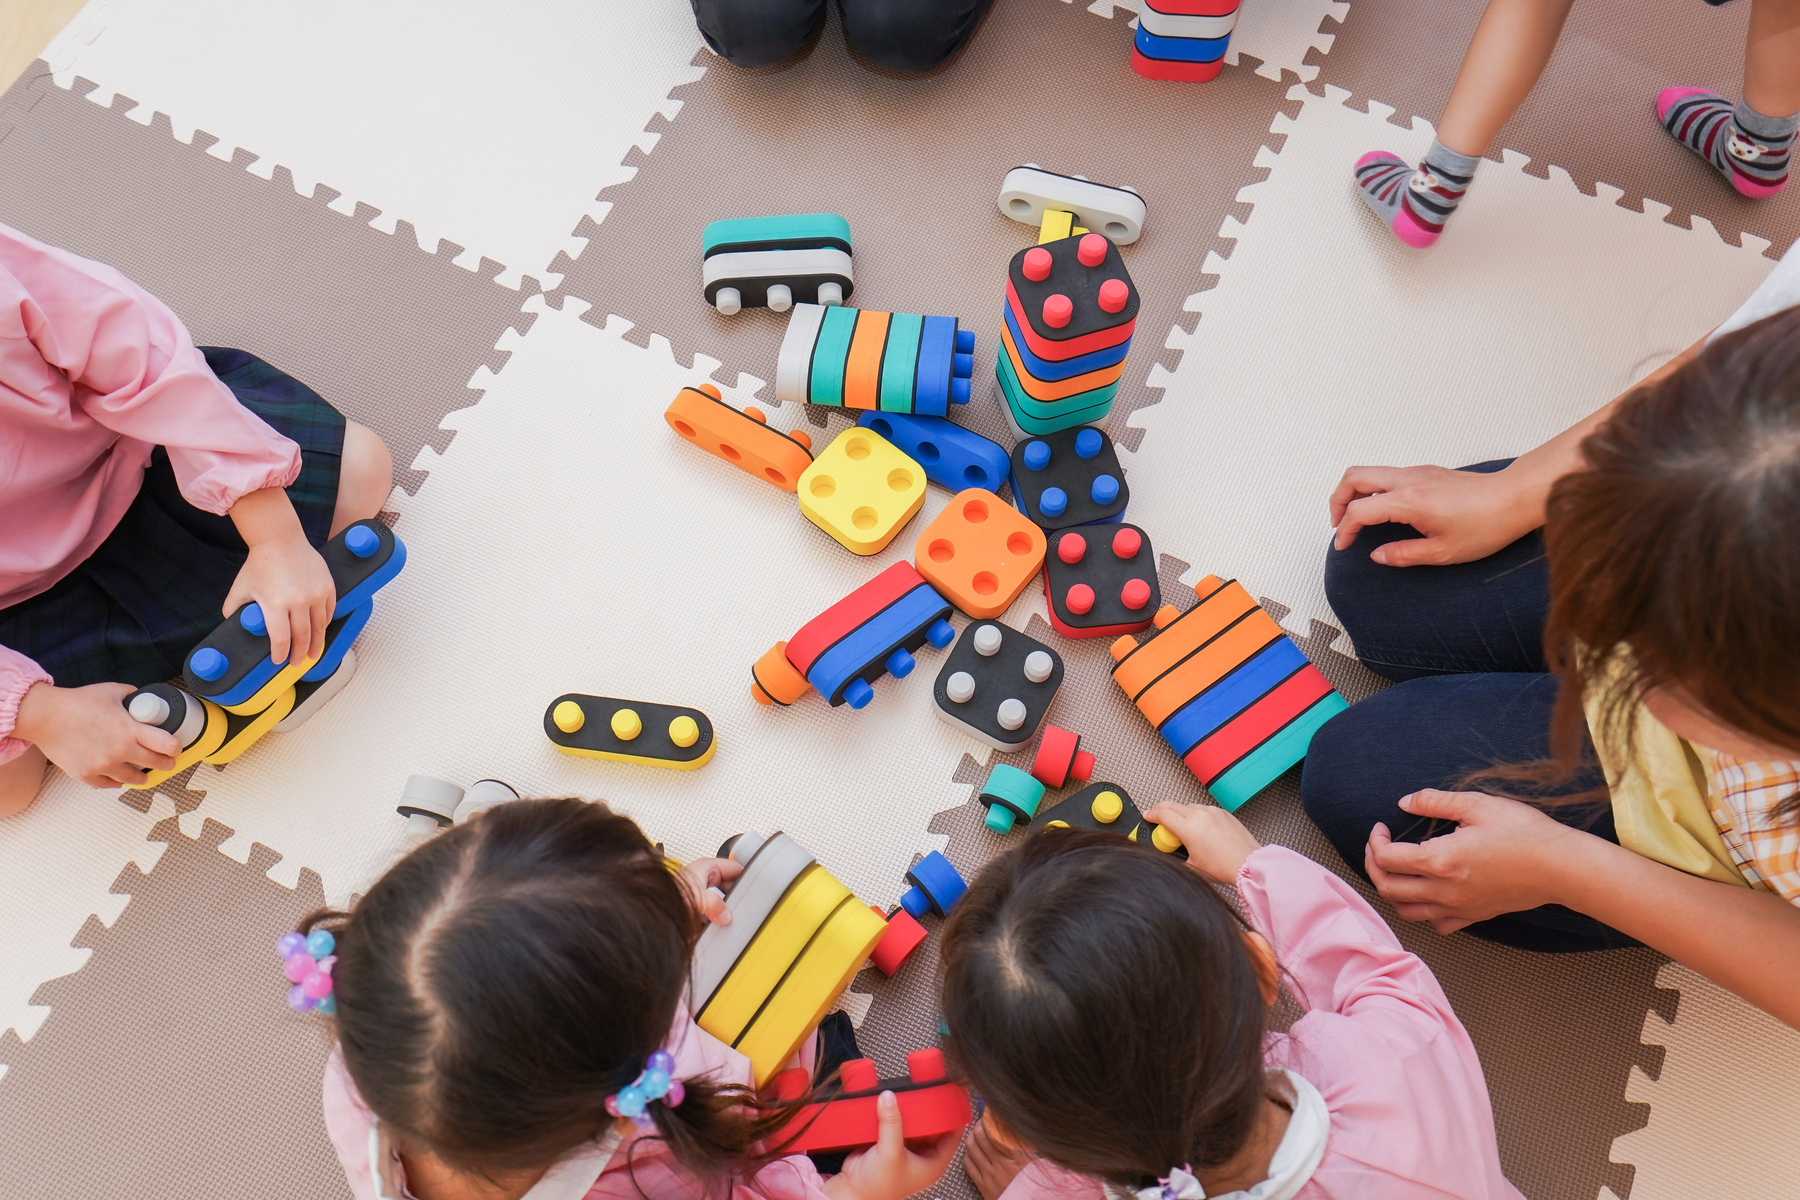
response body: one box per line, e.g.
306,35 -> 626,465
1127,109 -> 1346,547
1002,845 -> 1524,1200
0,222 -> 300,756
322,1002 -> 835,1200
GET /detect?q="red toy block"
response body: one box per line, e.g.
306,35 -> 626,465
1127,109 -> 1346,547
1030,724 -> 1096,789
772,1050 -> 972,1155
1130,48 -> 1225,81
868,905 -> 928,976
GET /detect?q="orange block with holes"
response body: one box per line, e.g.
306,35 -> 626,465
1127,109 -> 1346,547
913,490 -> 1047,619
665,385 -> 815,492
1109,576 -> 1255,698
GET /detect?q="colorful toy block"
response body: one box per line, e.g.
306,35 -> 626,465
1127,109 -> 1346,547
899,850 -> 968,919
868,905 -> 928,976
979,763 -> 1046,834
1134,25 -> 1229,61
1130,0 -> 1235,80
666,384 -> 814,492
997,166 -> 1147,245
933,620 -> 1063,751
395,775 -> 521,837
1129,49 -> 1226,81
1043,523 -> 1160,638
769,1049 -> 972,1155
1030,724 -> 1095,789
1011,427 -> 1129,531
121,683 -> 227,788
1001,302 -> 1130,381
182,519 -> 404,713
776,304 -> 976,416
273,647 -> 357,732
702,214 -> 853,314
797,428 -> 927,556
1007,235 -> 1139,361
857,412 -> 1010,497
692,830 -> 884,1086
543,695 -> 716,770
1110,577 -> 1349,811
203,686 -> 296,765
1138,4 -> 1237,38
752,562 -> 955,711
913,490 -> 1046,620
1035,781 -> 1186,858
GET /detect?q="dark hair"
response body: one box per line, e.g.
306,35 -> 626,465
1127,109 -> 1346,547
938,830 -> 1271,1189
1486,304 -> 1800,810
303,798 -> 788,1189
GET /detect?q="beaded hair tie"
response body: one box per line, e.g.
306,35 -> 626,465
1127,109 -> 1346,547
276,929 -> 337,1014
604,1050 -> 685,1128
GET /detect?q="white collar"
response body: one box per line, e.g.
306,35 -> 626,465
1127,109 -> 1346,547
1132,1071 -> 1329,1200
367,1120 -> 622,1200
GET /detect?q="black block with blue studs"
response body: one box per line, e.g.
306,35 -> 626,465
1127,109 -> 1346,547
1009,426 -> 1129,531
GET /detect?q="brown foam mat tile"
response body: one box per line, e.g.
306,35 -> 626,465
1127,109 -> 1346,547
1306,0 -> 1797,256
0,807 -> 349,1199
546,0 -> 1306,453
0,63 -> 537,496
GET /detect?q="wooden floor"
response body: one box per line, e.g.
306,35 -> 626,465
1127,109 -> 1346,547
1,0 -> 88,91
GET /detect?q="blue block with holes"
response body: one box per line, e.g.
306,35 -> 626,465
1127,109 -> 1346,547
857,412 -> 1012,497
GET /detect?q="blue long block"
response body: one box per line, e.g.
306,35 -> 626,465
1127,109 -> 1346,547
1157,638 -> 1304,759
805,583 -> 953,707
335,541 -> 406,617
202,650 -> 288,709
301,601 -> 373,682
1208,693 -> 1349,812
915,316 -> 965,417
1002,304 -> 1131,381
1135,25 -> 1230,62
857,412 -> 1011,495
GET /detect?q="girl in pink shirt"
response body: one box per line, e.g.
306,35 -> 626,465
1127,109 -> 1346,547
308,796 -> 961,1200
942,805 -> 1523,1200
0,222 -> 392,814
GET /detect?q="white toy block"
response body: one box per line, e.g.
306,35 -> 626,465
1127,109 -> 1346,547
690,831 -> 815,1013
702,247 -> 855,314
397,774 -> 464,837
775,303 -> 829,406
273,648 -> 359,732
998,166 -> 1147,245
1138,6 -> 1238,39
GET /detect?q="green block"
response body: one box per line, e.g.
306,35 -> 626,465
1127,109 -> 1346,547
980,763 -> 1046,833
809,305 -> 860,407
1208,693 -> 1349,812
995,349 -> 1121,416
702,213 -> 852,255
879,313 -> 924,412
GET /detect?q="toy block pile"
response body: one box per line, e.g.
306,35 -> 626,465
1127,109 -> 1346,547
1131,0 -> 1240,82
998,232 -> 1138,437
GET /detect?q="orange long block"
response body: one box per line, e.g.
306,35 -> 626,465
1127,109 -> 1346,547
666,385 -> 815,492
843,310 -> 892,410
1132,613 -> 1285,726
1110,577 -> 1250,698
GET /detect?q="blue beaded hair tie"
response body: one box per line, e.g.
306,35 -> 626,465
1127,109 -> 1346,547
604,1050 -> 684,1128
277,929 -> 338,1015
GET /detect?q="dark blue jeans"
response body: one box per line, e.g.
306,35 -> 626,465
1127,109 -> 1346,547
1301,461 -> 1638,953
691,0 -> 993,72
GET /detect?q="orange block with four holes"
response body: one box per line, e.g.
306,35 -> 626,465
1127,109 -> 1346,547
665,385 -> 815,492
914,490 -> 1047,619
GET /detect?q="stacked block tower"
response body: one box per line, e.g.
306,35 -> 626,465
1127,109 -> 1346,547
1131,0 -> 1239,82
777,303 -> 976,416
999,232 -> 1138,437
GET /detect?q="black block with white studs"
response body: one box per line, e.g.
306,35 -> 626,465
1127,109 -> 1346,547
932,620 -> 1064,750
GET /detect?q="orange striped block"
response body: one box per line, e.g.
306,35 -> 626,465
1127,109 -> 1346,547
843,310 -> 891,410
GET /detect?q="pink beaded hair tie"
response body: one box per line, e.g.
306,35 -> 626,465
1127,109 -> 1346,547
276,929 -> 337,1014
604,1050 -> 684,1128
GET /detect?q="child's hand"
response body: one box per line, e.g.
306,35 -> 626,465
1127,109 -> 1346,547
224,486 -> 335,668
822,1090 -> 964,1200
963,1117 -> 1035,1200
677,856 -> 742,925
14,681 -> 180,788
1146,802 -> 1261,885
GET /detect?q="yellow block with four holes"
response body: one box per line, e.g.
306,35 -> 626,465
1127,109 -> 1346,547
796,428 -> 925,556
732,894 -> 886,1085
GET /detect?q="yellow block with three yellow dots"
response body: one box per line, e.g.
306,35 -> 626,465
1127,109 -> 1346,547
797,428 -> 926,556
542,694 -> 716,769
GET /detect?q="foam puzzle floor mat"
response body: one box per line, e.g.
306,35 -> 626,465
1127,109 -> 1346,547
2,0 -> 1799,1197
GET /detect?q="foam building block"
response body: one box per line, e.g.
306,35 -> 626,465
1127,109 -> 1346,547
396,775 -> 522,837
690,830 -> 885,1086
933,621 -> 1063,751
1035,781 -> 1186,858
1130,0 -> 1236,81
776,303 -> 976,417
999,234 -> 1139,436
856,412 -> 1010,497
543,694 -> 717,770
203,687 -> 296,765
868,905 -> 928,976
997,166 -> 1147,245
1110,577 -> 1349,811
913,490 -> 1046,620
182,518 -> 404,713
666,384 -> 814,492
899,850 -> 968,920
273,648 -> 357,732
121,683 -> 227,789
1011,427 -> 1129,531
798,428 -> 927,556
701,214 -> 853,314
752,562 -> 955,711
1043,524 -> 1160,638
769,1049 -> 972,1155
1030,724 -> 1096,789
979,763 -> 1046,834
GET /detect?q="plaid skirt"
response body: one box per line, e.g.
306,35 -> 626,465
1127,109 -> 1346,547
0,348 -> 347,688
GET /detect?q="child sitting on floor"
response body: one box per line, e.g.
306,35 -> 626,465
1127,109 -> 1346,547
942,803 -> 1523,1200
0,220 -> 392,814
304,796 -> 961,1200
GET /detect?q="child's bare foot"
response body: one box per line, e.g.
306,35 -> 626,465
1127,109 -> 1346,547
964,1118 -> 1034,1200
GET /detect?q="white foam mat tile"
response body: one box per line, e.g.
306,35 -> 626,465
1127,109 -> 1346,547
1081,0 -> 1347,82
0,774 -> 175,1048
43,0 -> 705,287
1122,84 -> 1775,637
1608,963 -> 1800,1198
176,296 -> 998,910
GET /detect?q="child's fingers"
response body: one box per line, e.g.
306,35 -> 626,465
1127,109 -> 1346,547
264,605 -> 292,667
131,724 -> 180,769
308,594 -> 330,662
871,1090 -> 905,1160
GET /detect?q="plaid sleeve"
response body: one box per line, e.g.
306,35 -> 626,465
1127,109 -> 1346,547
1707,752 -> 1800,904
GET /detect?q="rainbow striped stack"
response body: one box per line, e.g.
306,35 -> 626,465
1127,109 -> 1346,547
997,232 -> 1138,438
1131,0 -> 1239,82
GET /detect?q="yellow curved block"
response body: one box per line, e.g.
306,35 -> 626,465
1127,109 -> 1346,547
733,896 -> 887,1085
131,698 -> 229,789
796,428 -> 925,556
697,865 -> 847,1044
224,654 -> 319,715
204,687 -> 297,764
